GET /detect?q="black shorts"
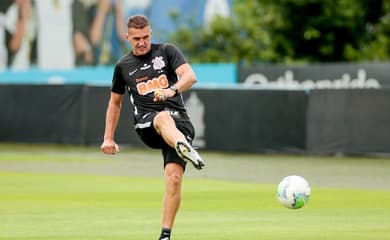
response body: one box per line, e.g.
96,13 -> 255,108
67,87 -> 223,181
134,111 -> 195,170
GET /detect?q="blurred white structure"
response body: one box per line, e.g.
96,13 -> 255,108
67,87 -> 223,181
35,0 -> 74,70
204,0 -> 230,25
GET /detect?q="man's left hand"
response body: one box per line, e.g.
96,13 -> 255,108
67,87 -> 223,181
153,88 -> 175,102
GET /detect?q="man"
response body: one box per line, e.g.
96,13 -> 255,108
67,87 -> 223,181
100,15 -> 205,240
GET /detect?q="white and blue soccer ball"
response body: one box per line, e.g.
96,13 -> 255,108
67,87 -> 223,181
277,175 -> 311,209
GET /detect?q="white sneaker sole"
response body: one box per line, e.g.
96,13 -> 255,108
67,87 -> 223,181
175,141 -> 205,170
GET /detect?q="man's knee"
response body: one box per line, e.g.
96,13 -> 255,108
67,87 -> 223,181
156,111 -> 171,120
154,111 -> 174,128
165,164 -> 183,195
167,173 -> 182,186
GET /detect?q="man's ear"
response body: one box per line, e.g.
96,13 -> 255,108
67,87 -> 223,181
124,33 -> 129,40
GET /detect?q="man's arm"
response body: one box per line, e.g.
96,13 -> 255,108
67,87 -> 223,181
101,92 -> 122,154
174,63 -> 197,93
9,0 -> 30,53
154,63 -> 197,101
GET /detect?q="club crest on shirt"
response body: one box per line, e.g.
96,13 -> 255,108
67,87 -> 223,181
152,56 -> 165,70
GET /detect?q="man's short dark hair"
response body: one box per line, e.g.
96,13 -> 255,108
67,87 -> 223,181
127,15 -> 150,29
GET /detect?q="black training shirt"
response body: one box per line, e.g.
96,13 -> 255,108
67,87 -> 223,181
112,43 -> 189,119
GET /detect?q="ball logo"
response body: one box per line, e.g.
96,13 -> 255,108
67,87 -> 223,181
277,175 -> 311,209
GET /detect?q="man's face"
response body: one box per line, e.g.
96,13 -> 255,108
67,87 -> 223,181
126,26 -> 152,56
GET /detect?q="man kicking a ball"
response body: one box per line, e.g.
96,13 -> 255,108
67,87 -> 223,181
100,15 -> 205,240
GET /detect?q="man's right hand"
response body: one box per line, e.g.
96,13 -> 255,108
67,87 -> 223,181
101,140 -> 120,154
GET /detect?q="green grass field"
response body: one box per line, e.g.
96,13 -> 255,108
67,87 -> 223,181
0,144 -> 390,240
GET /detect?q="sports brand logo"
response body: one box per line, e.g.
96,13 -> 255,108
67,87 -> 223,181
129,69 -> 138,76
152,56 -> 165,70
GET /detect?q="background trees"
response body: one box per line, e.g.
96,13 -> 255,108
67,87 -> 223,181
169,0 -> 390,64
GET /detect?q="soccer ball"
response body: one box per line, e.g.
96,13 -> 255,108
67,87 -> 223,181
277,175 -> 311,209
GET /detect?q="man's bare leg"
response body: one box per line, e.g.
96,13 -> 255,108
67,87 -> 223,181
161,163 -> 183,229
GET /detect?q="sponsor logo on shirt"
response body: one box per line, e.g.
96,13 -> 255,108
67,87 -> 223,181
136,74 -> 169,95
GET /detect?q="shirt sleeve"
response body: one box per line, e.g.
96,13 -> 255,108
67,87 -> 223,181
111,64 -> 126,94
164,44 -> 188,71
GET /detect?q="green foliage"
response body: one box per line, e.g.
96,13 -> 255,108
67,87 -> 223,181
169,0 -> 390,64
345,0 -> 390,61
